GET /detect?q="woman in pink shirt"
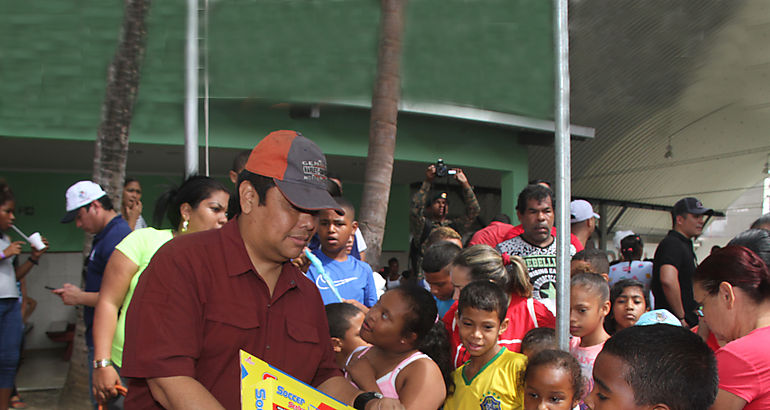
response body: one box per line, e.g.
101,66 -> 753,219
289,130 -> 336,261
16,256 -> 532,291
694,238 -> 770,410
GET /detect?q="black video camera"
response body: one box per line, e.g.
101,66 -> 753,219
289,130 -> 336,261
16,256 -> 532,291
435,158 -> 456,178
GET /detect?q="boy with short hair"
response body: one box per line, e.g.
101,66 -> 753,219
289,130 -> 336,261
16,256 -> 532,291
443,280 -> 527,410
306,198 -> 377,307
421,241 -> 462,319
324,303 -> 368,369
569,273 -> 611,397
585,324 -> 718,410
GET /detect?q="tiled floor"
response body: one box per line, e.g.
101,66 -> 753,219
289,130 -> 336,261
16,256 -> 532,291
16,348 -> 70,391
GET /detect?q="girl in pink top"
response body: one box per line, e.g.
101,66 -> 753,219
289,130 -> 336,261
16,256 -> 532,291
346,285 -> 452,410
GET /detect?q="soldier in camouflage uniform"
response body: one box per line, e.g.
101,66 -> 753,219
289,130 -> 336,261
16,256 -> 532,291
409,164 -> 480,276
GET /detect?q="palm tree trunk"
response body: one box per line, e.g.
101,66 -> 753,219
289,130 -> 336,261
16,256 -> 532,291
58,0 -> 150,407
358,0 -> 406,271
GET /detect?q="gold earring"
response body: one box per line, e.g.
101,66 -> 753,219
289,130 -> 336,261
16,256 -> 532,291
181,219 -> 189,232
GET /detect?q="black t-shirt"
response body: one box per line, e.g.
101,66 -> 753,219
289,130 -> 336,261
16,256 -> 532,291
651,230 -> 699,327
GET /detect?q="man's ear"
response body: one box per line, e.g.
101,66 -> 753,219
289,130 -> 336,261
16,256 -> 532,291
229,170 -> 239,185
238,180 -> 257,214
330,337 -> 342,353
351,220 -> 359,231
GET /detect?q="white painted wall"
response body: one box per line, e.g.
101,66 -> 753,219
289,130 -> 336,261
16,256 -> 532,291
19,252 -> 83,350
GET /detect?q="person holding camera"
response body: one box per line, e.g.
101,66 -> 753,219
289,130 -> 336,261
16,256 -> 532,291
409,162 -> 480,275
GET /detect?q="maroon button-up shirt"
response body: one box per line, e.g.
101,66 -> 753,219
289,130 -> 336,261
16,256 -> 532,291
121,219 -> 341,409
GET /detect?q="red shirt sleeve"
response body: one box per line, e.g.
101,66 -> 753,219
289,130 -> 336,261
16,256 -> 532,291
534,299 -> 556,328
121,245 -> 202,379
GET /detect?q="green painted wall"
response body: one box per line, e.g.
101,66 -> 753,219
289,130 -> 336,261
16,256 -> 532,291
1,1 -> 554,140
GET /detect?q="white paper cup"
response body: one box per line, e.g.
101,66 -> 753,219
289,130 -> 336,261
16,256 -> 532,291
28,232 -> 45,251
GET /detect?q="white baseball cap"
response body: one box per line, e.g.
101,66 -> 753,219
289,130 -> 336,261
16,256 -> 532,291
570,199 -> 600,223
614,230 -> 635,250
61,181 -> 106,223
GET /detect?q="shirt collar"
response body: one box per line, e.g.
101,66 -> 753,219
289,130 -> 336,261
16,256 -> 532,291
222,218 -> 254,277
221,219 -> 301,293
94,215 -> 124,242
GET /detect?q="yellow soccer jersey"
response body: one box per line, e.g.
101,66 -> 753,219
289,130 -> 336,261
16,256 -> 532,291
444,347 -> 527,410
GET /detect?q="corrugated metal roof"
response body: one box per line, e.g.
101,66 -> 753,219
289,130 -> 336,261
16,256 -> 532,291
530,0 -> 770,238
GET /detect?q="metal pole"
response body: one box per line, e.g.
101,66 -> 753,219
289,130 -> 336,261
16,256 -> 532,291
184,0 -> 199,177
553,0 -> 571,351
599,202 -> 608,251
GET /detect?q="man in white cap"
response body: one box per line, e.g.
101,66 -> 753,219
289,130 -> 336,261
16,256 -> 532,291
57,180 -> 131,409
570,199 -> 600,249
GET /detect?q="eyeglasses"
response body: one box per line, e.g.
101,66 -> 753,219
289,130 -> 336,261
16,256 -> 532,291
695,305 -> 704,318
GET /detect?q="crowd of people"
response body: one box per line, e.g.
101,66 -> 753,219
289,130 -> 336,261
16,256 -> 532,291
1,129 -> 770,409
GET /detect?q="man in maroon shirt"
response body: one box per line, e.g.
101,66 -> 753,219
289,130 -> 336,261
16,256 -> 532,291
121,131 -> 400,410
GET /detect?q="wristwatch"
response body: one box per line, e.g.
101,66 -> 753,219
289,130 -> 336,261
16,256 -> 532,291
354,391 -> 383,410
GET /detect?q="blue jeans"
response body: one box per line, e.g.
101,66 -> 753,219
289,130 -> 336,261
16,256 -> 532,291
0,298 -> 22,388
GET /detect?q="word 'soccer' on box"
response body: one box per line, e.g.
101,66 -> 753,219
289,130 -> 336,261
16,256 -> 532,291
240,350 -> 355,410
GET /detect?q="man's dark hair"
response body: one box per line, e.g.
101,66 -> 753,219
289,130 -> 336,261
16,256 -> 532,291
422,241 -> 462,274
491,213 -> 511,224
520,327 -> 556,354
572,249 -> 610,274
325,302 -> 362,339
388,257 -> 398,265
326,179 -> 342,197
231,149 -> 251,173
750,213 -> 770,230
728,228 -> 770,267
527,179 -> 552,189
602,324 -> 718,410
458,280 -> 508,322
231,171 -> 276,216
516,184 -> 554,214
96,194 -> 114,211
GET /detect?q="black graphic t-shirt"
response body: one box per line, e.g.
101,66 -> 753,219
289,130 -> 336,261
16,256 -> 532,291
496,236 -> 576,313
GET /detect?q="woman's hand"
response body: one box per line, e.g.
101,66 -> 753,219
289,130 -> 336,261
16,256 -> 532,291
3,241 -> 24,258
93,365 -> 123,403
346,355 -> 380,393
30,237 -> 49,259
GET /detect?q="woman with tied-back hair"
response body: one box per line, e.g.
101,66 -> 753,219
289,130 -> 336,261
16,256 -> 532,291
442,244 -> 555,368
693,242 -> 770,410
91,176 -> 229,405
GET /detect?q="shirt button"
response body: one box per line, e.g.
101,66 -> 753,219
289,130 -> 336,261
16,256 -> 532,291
290,280 -> 295,285
267,303 -> 271,308
266,345 -> 270,350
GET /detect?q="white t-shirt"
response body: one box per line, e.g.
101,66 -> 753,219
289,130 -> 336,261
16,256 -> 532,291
355,229 -> 367,253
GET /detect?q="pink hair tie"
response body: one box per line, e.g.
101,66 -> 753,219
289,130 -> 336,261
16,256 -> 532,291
501,253 -> 511,266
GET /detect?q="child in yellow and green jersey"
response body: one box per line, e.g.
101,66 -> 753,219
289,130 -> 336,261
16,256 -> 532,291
444,280 -> 527,410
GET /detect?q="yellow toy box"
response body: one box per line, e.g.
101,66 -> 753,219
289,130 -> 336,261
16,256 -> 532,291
240,349 -> 355,410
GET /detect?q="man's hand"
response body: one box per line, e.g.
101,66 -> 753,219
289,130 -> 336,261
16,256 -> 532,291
52,283 -> 85,306
2,241 -> 24,258
452,168 -> 469,186
425,164 -> 437,183
93,365 -> 123,404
